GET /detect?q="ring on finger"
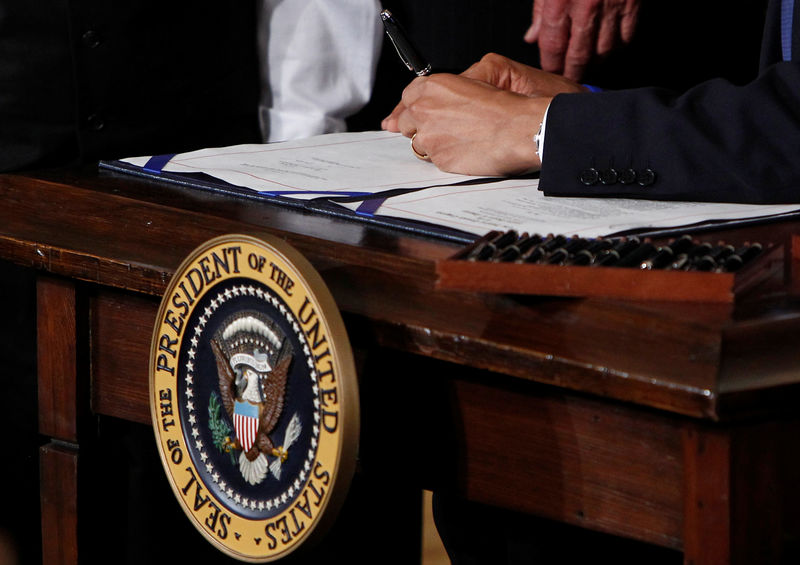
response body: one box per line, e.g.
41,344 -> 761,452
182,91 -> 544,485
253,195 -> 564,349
410,132 -> 431,162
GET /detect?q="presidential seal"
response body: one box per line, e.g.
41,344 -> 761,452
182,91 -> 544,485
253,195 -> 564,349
150,234 -> 358,562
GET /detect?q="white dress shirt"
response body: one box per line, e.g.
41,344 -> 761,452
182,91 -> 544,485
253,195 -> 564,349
258,0 -> 382,142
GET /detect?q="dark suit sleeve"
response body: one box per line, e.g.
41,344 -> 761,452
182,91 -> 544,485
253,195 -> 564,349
538,61 -> 800,204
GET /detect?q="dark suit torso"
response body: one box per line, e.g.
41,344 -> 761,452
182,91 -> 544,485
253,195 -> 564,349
0,1 -> 261,172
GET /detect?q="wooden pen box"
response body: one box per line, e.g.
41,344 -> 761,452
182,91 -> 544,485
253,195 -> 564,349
435,231 -> 784,303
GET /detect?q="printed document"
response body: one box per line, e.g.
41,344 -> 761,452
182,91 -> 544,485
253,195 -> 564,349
122,131 -> 476,198
336,178 -> 800,238
121,131 -> 800,237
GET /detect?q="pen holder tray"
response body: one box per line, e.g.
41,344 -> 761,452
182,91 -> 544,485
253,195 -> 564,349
435,231 -> 783,303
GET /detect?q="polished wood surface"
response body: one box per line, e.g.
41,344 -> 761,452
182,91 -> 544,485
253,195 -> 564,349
3,167 -> 800,563
5,166 -> 800,420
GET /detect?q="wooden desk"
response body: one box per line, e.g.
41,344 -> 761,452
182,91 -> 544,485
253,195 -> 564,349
2,168 -> 800,564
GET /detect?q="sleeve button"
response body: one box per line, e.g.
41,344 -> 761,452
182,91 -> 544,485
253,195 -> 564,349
638,168 -> 656,187
81,30 -> 102,49
619,168 -> 637,184
599,168 -> 618,185
86,113 -> 105,131
579,168 -> 600,185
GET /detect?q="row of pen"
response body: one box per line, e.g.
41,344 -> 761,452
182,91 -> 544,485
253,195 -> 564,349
464,231 -> 763,273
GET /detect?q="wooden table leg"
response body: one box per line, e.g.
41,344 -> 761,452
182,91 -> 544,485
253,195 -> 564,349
37,276 -> 84,565
683,422 -> 786,565
40,443 -> 79,565
683,426 -> 732,565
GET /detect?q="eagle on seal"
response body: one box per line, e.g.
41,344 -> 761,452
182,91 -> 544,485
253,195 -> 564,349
210,313 -> 296,485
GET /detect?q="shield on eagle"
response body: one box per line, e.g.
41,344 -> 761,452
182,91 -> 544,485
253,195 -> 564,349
233,400 -> 259,453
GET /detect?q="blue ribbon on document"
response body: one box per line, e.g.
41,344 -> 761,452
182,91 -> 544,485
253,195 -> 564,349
260,190 -> 374,198
142,153 -> 176,174
353,197 -> 387,216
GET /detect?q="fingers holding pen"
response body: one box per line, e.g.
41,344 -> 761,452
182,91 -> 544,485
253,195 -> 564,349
383,56 -> 523,134
395,77 -> 430,159
381,74 -> 430,133
394,73 -> 477,141
382,76 -> 432,161
381,101 -> 404,132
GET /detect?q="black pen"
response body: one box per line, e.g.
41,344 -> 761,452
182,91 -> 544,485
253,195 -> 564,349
466,230 -> 504,261
484,230 -> 520,260
547,237 -> 590,265
522,234 -> 566,263
380,9 -> 432,76
593,237 -> 639,267
495,233 -> 542,262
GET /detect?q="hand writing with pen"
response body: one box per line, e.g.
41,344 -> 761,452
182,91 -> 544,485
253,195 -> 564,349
381,53 -> 585,176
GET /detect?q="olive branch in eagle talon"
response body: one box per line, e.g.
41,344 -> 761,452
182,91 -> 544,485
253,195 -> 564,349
209,392 -> 237,465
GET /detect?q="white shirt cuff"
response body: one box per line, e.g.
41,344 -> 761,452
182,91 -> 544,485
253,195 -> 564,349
535,102 -> 551,165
